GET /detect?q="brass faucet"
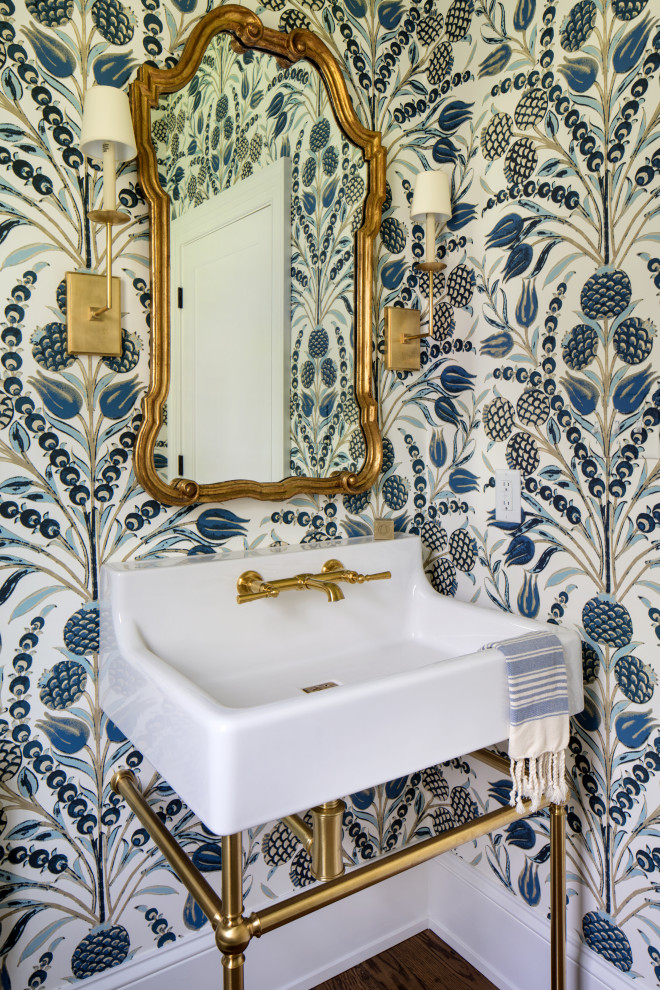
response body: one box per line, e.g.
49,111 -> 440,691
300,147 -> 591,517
236,558 -> 391,605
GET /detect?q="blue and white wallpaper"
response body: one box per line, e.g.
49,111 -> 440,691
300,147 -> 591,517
0,0 -> 659,986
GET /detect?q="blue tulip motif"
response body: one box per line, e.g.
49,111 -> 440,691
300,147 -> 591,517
503,243 -> 533,281
506,819 -> 536,850
440,365 -> 476,395
518,571 -> 540,618
487,213 -> 524,250
99,378 -> 142,420
518,859 -> 541,906
350,788 -> 376,810
376,0 -> 405,28
612,368 -> 654,415
513,0 -> 536,32
381,258 -> 407,290
37,714 -> 90,755
196,508 -> 249,543
478,45 -> 511,77
437,101 -> 474,134
432,138 -> 457,163
192,842 -> 222,872
615,711 -> 655,750
434,395 -> 461,427
93,54 -> 137,89
488,779 -> 513,806
561,374 -> 600,417
429,431 -> 447,468
23,25 -> 76,79
385,776 -> 408,799
183,893 -> 207,931
449,468 -> 479,494
447,202 -> 476,232
30,374 -> 83,420
575,696 -> 601,733
516,280 -> 538,328
267,92 -> 284,118
559,57 -> 599,94
481,331 -> 513,358
505,534 -> 535,566
613,14 -> 654,74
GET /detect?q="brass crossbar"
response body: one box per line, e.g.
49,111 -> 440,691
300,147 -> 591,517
112,751 -> 566,990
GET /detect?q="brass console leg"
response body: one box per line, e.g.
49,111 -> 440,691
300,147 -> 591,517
550,804 -> 567,990
218,834 -> 246,990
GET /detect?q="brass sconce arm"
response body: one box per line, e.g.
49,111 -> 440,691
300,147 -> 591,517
87,209 -> 129,319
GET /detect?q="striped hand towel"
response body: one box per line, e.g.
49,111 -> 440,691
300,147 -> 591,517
494,630 -> 569,812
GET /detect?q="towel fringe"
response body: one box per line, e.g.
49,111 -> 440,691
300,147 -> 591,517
510,750 -> 567,812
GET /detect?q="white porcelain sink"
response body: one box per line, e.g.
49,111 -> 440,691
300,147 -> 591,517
100,534 -> 583,835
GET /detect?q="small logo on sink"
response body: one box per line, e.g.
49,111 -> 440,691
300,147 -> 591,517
301,681 -> 339,693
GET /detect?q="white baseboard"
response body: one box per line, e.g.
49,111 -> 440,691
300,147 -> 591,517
63,853 -> 645,990
428,855 -> 645,990
73,865 -> 428,990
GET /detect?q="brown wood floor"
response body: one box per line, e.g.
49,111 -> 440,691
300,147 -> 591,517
314,930 -> 497,990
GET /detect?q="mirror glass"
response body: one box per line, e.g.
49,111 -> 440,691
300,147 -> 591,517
149,34 -> 367,485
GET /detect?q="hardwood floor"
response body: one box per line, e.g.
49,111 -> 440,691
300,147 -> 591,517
313,930 -> 497,990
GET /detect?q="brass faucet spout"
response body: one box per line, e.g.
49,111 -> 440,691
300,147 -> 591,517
303,577 -> 344,602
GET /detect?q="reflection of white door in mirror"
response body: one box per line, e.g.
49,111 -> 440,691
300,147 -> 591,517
167,158 -> 291,485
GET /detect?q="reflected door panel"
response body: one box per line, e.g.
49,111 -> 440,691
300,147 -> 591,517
169,160 -> 290,484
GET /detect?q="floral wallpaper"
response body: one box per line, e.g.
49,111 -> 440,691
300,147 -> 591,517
151,33 -> 366,478
0,0 -> 659,987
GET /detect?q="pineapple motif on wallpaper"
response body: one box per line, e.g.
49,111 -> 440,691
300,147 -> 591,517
0,0 -> 659,986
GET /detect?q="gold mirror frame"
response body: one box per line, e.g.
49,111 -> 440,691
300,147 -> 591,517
130,5 -> 385,505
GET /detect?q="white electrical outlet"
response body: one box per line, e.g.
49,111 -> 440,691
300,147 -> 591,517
495,469 -> 522,524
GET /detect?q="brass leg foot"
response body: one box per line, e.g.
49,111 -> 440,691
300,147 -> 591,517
550,804 -> 567,990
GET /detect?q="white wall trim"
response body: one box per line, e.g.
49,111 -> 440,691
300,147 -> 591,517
62,855 -> 642,990
428,855 -> 646,990
69,866 -> 428,990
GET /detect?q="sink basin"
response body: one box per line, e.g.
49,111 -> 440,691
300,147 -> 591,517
100,534 -> 583,835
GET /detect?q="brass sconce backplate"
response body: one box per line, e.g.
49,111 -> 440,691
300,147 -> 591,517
384,306 -> 421,371
66,271 -> 122,356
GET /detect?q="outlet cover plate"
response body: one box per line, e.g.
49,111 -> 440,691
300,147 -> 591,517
495,469 -> 521,524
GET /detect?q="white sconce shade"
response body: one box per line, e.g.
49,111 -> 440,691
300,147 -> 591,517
80,85 -> 137,162
411,170 -> 452,264
81,85 -> 136,215
411,171 -> 451,223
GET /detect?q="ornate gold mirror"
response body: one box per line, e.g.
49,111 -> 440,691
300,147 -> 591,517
131,6 -> 385,504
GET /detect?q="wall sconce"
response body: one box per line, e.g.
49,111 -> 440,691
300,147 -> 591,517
66,85 -> 137,356
384,170 -> 451,371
